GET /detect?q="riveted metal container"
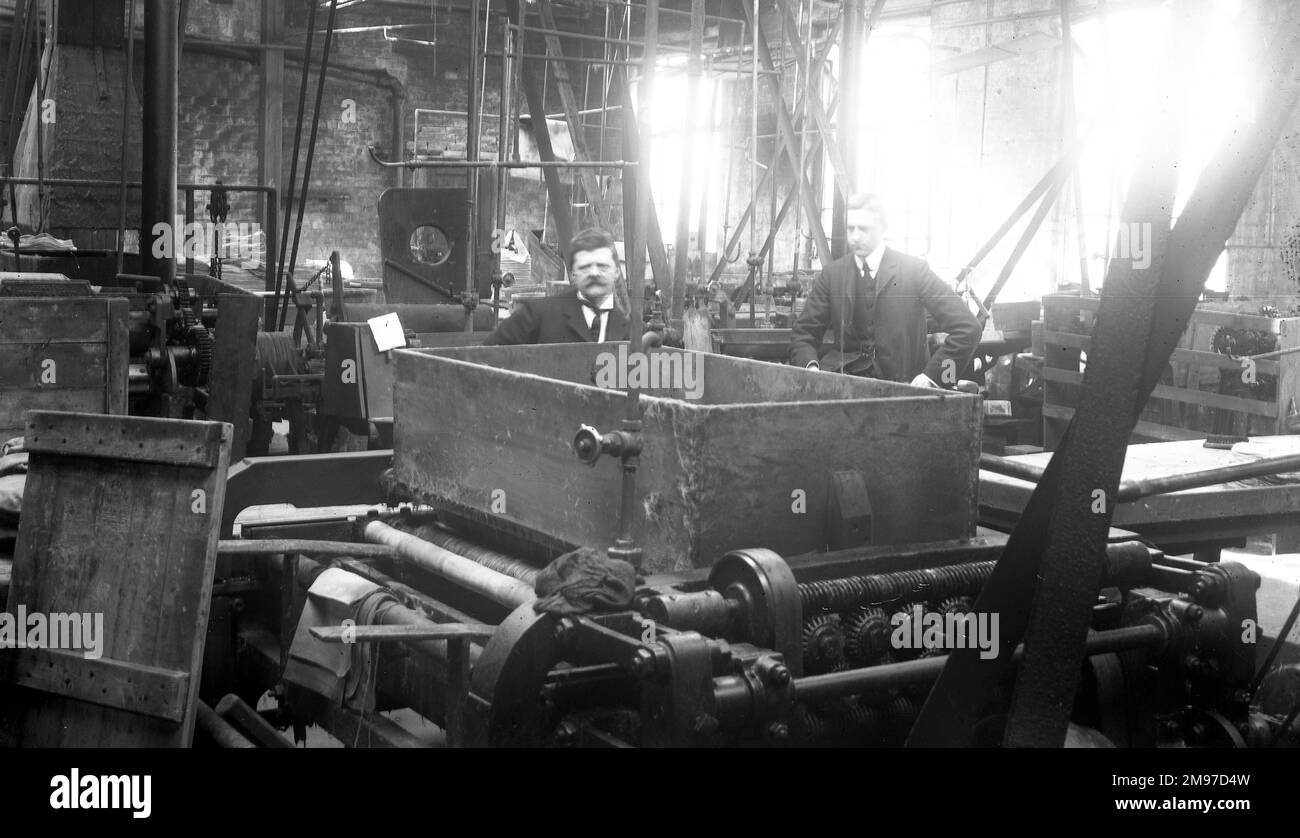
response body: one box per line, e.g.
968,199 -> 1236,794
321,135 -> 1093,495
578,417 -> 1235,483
391,343 -> 981,573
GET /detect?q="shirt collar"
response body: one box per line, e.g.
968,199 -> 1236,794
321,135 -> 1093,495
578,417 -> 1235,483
856,244 -> 886,276
578,293 -> 614,311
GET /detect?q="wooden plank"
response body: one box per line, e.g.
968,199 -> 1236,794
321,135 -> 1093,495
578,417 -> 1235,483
0,297 -> 121,342
0,648 -> 189,722
1042,367 -> 1276,416
1041,404 -> 1205,441
0,390 -> 112,438
0,343 -> 108,389
1042,330 -> 1282,375
309,624 -> 495,643
4,413 -> 232,746
105,297 -> 129,416
204,293 -> 262,461
1044,294 -> 1293,333
24,411 -> 228,467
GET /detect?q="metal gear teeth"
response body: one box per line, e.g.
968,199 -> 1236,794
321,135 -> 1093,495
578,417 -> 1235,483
843,606 -> 891,666
801,613 -> 846,675
937,595 -> 974,615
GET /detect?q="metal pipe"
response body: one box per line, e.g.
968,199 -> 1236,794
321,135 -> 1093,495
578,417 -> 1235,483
402,522 -> 540,585
116,0 -> 137,275
506,21 -> 639,47
981,451 -> 1300,502
218,538 -> 398,558
792,623 -> 1165,703
361,520 -> 534,609
196,700 -> 256,748
465,0 -> 483,331
273,0 -> 318,328
366,146 -> 635,170
670,0 -> 703,320
141,0 -> 178,286
281,0 -> 339,332
484,50 -> 644,67
214,694 -> 294,748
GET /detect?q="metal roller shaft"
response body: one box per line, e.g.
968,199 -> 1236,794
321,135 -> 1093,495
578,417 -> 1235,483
362,520 -> 534,609
400,521 -> 540,585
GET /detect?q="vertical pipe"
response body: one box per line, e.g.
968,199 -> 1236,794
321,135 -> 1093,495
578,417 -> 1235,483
466,0 -> 483,331
184,188 -> 195,277
116,0 -> 137,275
280,0 -> 339,332
697,56 -> 716,286
613,0 -> 656,571
671,0 -> 705,320
1060,0 -> 1089,293
494,14 -> 512,326
273,0 -> 318,328
141,0 -> 179,286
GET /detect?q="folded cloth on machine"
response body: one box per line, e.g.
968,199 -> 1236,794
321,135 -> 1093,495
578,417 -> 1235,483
283,567 -> 399,712
533,547 -> 636,616
11,232 -> 76,253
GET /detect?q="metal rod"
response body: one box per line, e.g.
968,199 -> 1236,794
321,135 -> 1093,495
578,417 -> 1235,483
366,146 -> 634,170
281,0 -> 339,331
792,623 -> 1163,703
141,0 -> 179,286
484,50 -> 646,67
116,0 -> 137,275
980,451 -> 1300,502
506,21 -> 639,47
273,0 -> 318,330
0,176 -> 273,192
362,521 -> 534,609
670,0 -> 704,321
466,0 -> 483,330
196,701 -> 256,748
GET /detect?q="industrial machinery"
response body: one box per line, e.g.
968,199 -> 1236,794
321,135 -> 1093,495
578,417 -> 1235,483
206,344 -> 1296,748
215,507 -> 1290,748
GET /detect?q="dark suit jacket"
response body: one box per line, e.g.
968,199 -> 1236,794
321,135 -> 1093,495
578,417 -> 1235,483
483,290 -> 630,346
789,248 -> 980,385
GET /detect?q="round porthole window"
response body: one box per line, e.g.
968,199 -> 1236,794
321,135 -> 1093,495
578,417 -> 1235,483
409,225 -> 452,265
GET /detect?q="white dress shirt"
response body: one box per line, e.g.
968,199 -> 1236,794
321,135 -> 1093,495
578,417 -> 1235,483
580,294 -> 615,343
856,243 -> 886,279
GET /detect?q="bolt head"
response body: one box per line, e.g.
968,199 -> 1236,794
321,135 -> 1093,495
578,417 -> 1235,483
766,722 -> 790,740
768,664 -> 791,686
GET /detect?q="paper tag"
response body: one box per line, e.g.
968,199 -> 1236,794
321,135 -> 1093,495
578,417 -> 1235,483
368,313 -> 407,352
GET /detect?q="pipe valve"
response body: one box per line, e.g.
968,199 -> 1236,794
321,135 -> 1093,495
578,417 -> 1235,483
573,424 -> 642,466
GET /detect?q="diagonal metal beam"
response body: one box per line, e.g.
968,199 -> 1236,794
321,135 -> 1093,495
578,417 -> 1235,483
708,14 -> 840,287
535,0 -> 612,228
743,0 -> 831,266
908,2 -> 1300,748
776,0 -> 851,200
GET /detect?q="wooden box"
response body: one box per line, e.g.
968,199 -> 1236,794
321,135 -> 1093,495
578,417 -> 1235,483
391,344 -> 982,573
0,296 -> 128,442
1042,294 -> 1300,449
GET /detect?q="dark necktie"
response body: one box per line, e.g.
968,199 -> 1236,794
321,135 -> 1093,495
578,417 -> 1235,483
853,260 -> 877,368
579,297 -> 608,341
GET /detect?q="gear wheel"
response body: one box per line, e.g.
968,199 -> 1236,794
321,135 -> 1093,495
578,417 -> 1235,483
889,601 -> 930,660
843,606 -> 891,666
801,613 -> 845,674
937,596 -> 973,615
179,326 -> 214,387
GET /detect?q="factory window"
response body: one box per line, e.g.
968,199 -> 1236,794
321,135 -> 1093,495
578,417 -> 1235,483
410,225 -> 452,266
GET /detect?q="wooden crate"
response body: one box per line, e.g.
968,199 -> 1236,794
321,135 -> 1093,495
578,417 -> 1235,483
0,412 -> 232,747
1041,293 -> 1300,449
391,344 -> 982,573
0,296 -> 129,442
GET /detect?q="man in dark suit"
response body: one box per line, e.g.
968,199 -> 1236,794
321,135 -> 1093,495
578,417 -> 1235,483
789,193 -> 980,388
483,227 -> 630,346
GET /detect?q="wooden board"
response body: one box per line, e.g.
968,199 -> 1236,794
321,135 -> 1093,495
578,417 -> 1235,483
0,411 -> 232,747
1041,294 -> 1300,449
0,296 -> 129,441
391,344 -> 981,573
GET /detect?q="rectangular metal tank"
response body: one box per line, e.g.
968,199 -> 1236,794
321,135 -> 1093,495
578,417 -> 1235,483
391,343 -> 981,573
